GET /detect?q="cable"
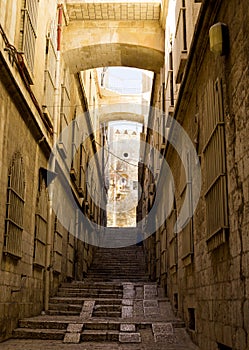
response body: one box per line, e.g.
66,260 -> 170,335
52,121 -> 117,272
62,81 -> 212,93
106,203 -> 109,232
94,140 -> 139,168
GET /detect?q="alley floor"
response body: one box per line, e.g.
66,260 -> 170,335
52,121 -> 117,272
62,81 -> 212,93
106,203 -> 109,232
0,246 -> 199,350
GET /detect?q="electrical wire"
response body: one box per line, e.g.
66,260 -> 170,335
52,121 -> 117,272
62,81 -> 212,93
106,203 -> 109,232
94,140 -> 139,168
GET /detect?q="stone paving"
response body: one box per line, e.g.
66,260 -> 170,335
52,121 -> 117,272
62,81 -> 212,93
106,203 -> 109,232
0,246 -> 199,349
0,282 -> 199,350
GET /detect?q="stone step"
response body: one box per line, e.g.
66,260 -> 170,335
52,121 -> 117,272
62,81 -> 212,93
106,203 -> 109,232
19,319 -> 68,330
94,304 -> 121,312
95,299 -> 122,305
81,330 -> 119,342
58,288 -> 123,294
13,328 -> 65,340
93,310 -> 121,318
47,310 -> 80,316
59,284 -> 123,290
48,303 -> 82,312
83,322 -> 120,331
86,276 -> 147,281
49,297 -> 84,304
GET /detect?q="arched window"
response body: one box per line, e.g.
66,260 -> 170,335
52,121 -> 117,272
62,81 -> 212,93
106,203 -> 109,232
33,180 -> 48,267
4,152 -> 25,258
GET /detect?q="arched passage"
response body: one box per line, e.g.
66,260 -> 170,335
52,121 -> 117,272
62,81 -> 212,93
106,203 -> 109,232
62,17 -> 165,73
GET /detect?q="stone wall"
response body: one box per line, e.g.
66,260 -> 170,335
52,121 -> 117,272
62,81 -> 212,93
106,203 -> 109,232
142,0 -> 249,349
0,1 -> 104,342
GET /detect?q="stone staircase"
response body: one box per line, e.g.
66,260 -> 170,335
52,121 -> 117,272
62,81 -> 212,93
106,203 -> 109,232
12,244 -> 198,348
86,245 -> 149,282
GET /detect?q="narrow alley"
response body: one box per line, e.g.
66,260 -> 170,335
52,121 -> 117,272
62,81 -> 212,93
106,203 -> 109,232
0,0 -> 248,349
0,243 -> 198,350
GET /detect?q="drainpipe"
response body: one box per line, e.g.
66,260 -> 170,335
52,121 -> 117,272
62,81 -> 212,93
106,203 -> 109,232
44,3 -> 63,312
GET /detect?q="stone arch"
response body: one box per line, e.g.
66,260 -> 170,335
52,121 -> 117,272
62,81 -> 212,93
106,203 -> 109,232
62,17 -> 164,73
98,103 -> 150,125
99,112 -> 144,124
63,43 -> 164,74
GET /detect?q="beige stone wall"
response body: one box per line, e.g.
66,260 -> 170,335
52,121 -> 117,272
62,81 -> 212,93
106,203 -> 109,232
143,1 -> 249,350
0,1 -> 104,341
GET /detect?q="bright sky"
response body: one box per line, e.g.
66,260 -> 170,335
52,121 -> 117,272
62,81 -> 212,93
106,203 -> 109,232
83,0 -> 160,2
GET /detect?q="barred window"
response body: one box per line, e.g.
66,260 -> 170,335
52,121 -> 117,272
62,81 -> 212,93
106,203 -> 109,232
202,79 -> 228,251
53,216 -> 63,273
70,118 -> 80,184
58,69 -> 71,157
43,19 -> 57,119
33,181 -> 48,268
174,0 -> 188,83
60,69 -> 71,133
4,153 -> 25,259
167,208 -> 177,274
180,151 -> 194,263
66,231 -> 75,278
19,0 -> 39,72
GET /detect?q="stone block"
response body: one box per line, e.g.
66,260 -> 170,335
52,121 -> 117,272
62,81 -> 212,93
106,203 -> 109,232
143,300 -> 158,308
152,323 -> 174,334
66,323 -> 83,333
120,324 -> 136,332
144,307 -> 159,316
119,332 -> 141,343
122,306 -> 133,318
63,333 -> 81,343
122,299 -> 133,306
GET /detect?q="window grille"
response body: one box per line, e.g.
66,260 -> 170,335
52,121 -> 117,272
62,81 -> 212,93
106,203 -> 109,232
79,144 -> 86,197
71,119 -> 80,184
4,153 -> 25,259
167,209 -> 177,273
44,20 -> 57,119
202,79 -> 228,251
53,216 -> 63,273
33,181 -> 48,267
59,69 -> 71,154
19,0 -> 39,72
66,231 -> 75,278
180,151 -> 194,260
174,0 -> 188,83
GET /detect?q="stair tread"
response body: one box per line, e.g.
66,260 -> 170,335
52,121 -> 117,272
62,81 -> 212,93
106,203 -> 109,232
14,328 -> 66,334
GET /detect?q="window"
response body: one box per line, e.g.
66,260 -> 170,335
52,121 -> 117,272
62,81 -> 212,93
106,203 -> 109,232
33,180 -> 48,268
53,216 -> 63,273
188,308 -> 196,331
174,0 -> 188,83
66,231 -> 75,279
202,79 -> 228,251
180,151 -> 194,263
70,118 -> 80,184
58,68 -> 71,157
43,19 -> 57,119
174,293 -> 178,310
4,153 -> 25,258
169,51 -> 174,106
167,207 -> 178,274
19,0 -> 39,72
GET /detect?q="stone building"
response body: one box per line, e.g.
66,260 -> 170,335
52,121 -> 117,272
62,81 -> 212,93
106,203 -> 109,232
107,125 -> 141,227
140,0 -> 249,350
0,0 -> 106,341
0,0 -> 248,349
